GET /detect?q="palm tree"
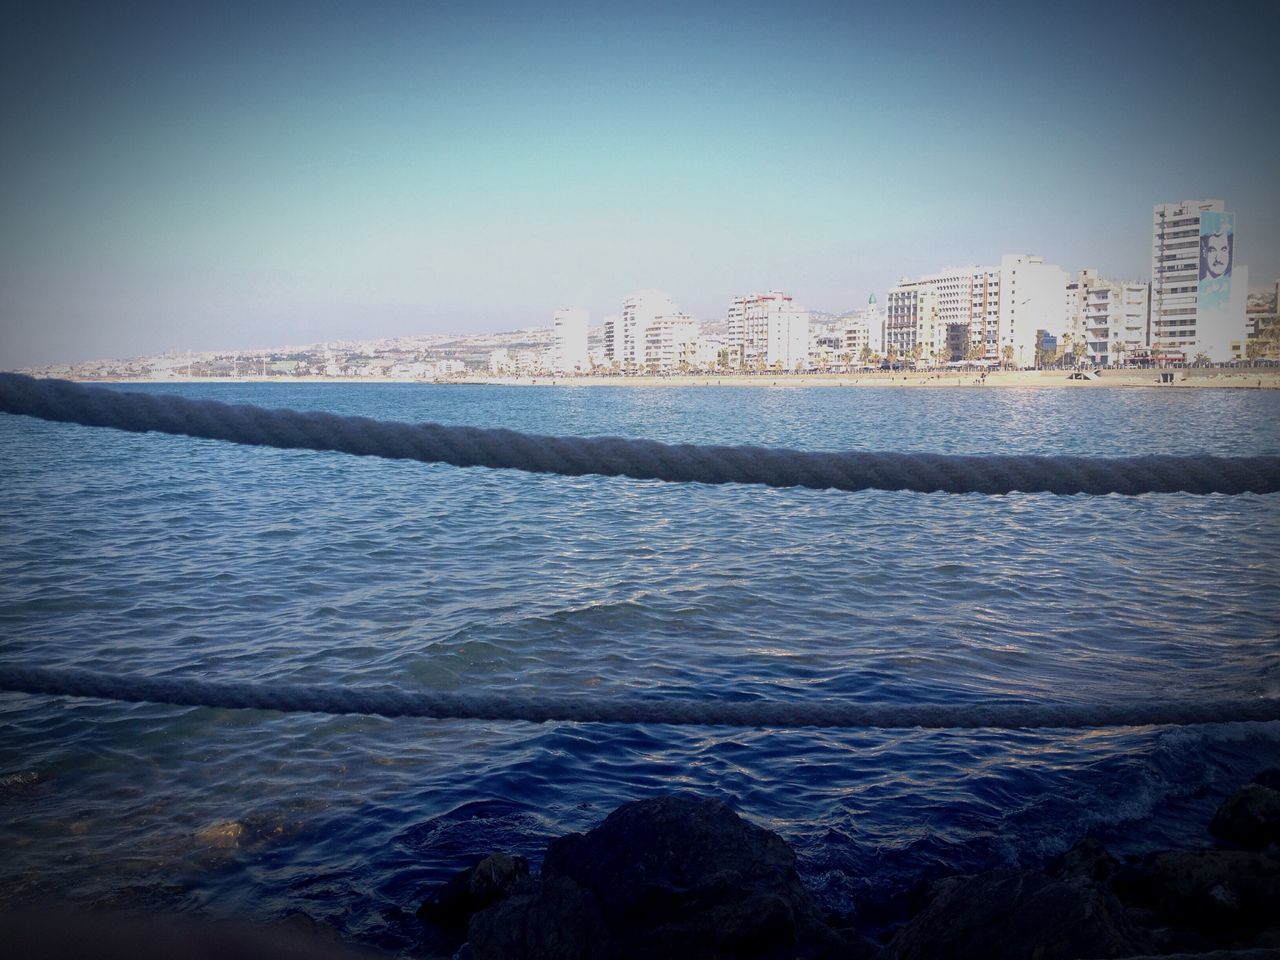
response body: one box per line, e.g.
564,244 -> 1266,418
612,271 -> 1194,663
1001,345 -> 1014,369
1111,340 -> 1127,368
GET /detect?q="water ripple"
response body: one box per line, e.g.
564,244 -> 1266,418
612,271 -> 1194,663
2,383 -> 1278,953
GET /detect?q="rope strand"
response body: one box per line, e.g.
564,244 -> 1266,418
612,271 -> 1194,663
3,373 -> 1277,496
2,665 -> 1277,729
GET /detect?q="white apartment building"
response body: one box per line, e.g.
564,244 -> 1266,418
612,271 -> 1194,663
550,307 -> 589,373
695,332 -> 726,370
810,322 -> 845,369
890,268 -> 1001,360
842,321 -> 869,361
842,293 -> 879,359
1083,282 -> 1149,366
643,315 -> 700,372
489,348 -> 538,375
728,291 -> 810,370
605,291 -> 679,371
1151,200 -> 1247,363
998,254 -> 1068,368
602,314 -> 621,368
884,285 -> 940,361
1064,268 -> 1103,343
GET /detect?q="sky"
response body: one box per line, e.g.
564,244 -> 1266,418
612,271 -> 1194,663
1,0 -> 1278,368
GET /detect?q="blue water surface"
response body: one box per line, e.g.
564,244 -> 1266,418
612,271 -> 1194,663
1,383 -> 1278,955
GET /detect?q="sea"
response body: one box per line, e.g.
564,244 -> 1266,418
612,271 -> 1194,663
2,382 -> 1278,955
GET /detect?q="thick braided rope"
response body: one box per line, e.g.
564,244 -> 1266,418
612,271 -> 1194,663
2,665 -> 1277,729
2,373 -> 1278,495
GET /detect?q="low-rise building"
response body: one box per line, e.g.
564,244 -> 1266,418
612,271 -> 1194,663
1083,281 -> 1149,366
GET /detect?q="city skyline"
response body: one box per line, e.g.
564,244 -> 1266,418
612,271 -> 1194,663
3,0 -> 1278,369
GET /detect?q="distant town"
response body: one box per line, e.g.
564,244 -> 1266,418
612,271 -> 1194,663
21,199 -> 1280,382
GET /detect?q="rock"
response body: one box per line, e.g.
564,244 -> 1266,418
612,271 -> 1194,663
889,867 -> 1152,960
1055,836 -> 1119,883
1253,768 -> 1280,791
1210,783 -> 1280,850
468,876 -> 619,960
417,852 -> 530,928
539,795 -> 844,958
1115,848 -> 1280,944
195,820 -> 245,848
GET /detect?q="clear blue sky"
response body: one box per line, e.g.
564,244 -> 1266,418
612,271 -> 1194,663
2,0 -> 1277,367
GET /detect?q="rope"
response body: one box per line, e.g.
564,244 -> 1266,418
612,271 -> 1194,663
2,373 -> 1277,496
2,665 -> 1277,729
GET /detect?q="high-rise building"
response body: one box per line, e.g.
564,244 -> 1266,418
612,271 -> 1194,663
551,307 -> 589,373
884,285 -> 940,361
727,291 -> 810,370
643,316 -> 700,372
890,267 -> 1001,359
611,291 -> 678,371
1151,200 -> 1247,363
998,254 -> 1068,368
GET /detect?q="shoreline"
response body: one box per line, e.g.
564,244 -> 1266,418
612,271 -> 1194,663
79,368 -> 1280,390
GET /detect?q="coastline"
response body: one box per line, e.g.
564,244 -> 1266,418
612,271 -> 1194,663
86,368 -> 1280,389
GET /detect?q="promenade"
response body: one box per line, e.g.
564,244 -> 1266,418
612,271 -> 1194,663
465,367 -> 1280,390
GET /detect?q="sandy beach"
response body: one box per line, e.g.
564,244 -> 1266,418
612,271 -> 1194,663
458,368 -> 1280,390
86,367 -> 1280,389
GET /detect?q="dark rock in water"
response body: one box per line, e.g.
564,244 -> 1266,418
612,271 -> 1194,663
415,791 -> 1280,960
538,794 -> 845,959
1054,836 -> 1120,883
417,852 -> 530,928
1115,848 -> 1280,945
1210,782 -> 1280,850
889,867 -> 1152,960
468,876 -> 618,960
1253,768 -> 1280,791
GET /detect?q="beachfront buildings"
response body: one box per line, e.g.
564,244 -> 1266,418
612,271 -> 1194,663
885,256 -> 1066,366
603,291 -> 682,371
1079,280 -> 1149,367
1151,200 -> 1247,363
884,285 -> 940,361
727,291 -> 810,371
643,315 -> 701,371
841,293 -> 880,360
887,267 -> 1001,362
998,254 -> 1069,369
1064,268 -> 1104,345
551,307 -> 589,373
